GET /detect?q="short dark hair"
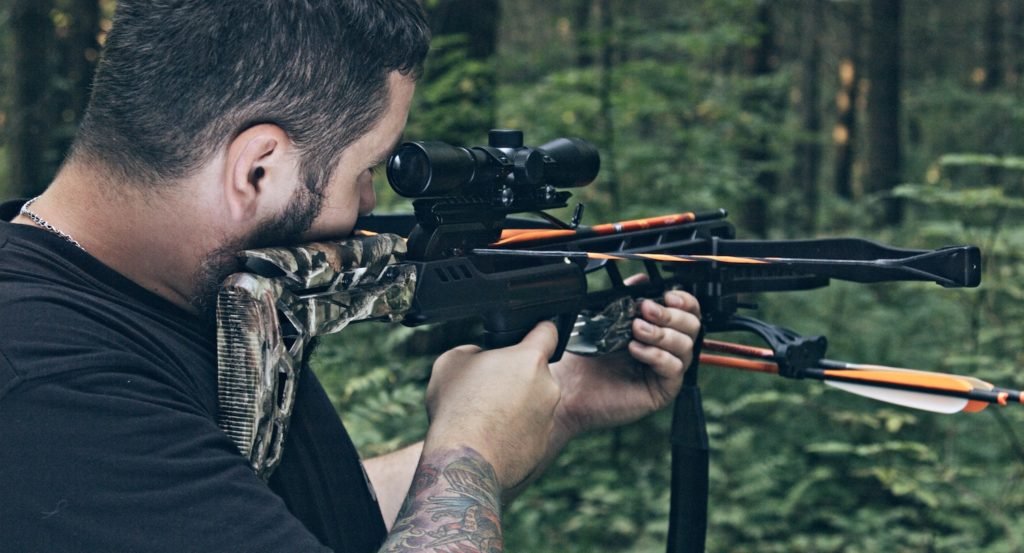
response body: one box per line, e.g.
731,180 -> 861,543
72,0 -> 430,189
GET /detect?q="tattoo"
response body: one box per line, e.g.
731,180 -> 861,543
380,447 -> 503,553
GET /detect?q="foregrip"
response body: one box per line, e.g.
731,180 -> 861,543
402,255 -> 587,361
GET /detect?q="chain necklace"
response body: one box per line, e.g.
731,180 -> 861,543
19,197 -> 87,252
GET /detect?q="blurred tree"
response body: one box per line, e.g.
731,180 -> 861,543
833,1 -> 862,201
1012,0 -> 1024,90
866,0 -> 903,225
8,0 -> 55,197
982,0 -> 1006,91
738,0 -> 778,237
597,0 -> 620,210
406,0 -> 501,144
4,0 -> 100,199
574,0 -> 595,68
793,0 -> 824,233
52,0 -> 100,158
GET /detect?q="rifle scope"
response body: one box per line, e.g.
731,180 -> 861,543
386,129 -> 600,200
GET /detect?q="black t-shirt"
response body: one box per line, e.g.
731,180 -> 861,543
0,200 -> 387,552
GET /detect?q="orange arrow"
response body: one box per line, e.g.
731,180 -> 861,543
699,340 -> 1023,414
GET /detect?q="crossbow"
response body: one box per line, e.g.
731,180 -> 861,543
215,130 -> 1012,553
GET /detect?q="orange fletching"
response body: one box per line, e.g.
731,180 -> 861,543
963,401 -> 989,413
824,370 -> 974,393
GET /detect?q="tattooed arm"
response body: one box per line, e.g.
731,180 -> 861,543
379,447 -> 502,553
376,322 -> 561,552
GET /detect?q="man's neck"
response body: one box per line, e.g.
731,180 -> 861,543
14,162 -> 226,313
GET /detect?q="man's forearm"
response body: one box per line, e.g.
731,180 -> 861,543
364,442 -> 424,530
378,446 -> 503,553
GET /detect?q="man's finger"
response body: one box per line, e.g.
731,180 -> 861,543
450,344 -> 484,355
628,339 -> 687,379
632,318 -> 695,365
664,290 -> 701,318
623,273 -> 650,286
640,299 -> 701,338
518,320 -> 560,360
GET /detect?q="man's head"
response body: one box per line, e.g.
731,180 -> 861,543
64,0 -> 429,316
189,72 -> 417,318
72,0 -> 429,198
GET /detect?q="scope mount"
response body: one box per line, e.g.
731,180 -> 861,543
406,190 -> 573,260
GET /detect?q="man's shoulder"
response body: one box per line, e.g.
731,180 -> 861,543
0,234 -> 216,405
0,275 -> 100,384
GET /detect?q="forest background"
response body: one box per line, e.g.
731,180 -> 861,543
3,0 -> 1024,551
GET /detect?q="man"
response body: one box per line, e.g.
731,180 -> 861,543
0,1 -> 701,551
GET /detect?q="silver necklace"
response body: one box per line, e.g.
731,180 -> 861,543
19,196 -> 87,252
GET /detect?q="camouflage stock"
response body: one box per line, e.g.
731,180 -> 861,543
216,233 -> 416,480
567,296 -> 640,356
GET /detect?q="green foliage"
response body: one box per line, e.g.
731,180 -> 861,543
404,34 -> 497,146
311,324 -> 431,457
314,2 -> 1024,552
494,2 -> 791,229
716,153 -> 1024,553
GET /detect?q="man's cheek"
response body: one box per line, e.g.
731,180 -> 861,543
359,182 -> 377,215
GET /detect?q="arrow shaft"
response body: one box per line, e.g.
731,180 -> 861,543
491,211 -> 727,247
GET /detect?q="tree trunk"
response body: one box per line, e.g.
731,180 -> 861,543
50,0 -> 102,163
8,0 -> 57,197
834,2 -> 863,200
794,0 -> 824,233
740,1 -> 778,237
575,0 -> 595,68
982,0 -> 1005,91
63,0 -> 101,124
598,0 -> 620,211
422,0 -> 501,143
865,0 -> 903,226
1012,0 -> 1024,90
429,0 -> 500,60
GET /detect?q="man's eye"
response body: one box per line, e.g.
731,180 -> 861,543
369,164 -> 382,177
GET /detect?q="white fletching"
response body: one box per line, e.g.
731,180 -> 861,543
825,380 -> 967,414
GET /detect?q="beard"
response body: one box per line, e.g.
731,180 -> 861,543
188,183 -> 324,327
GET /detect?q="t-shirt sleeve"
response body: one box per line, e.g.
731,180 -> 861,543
0,365 -> 336,553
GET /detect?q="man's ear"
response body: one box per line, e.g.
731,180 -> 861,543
223,124 -> 296,222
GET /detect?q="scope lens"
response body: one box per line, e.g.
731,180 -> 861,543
538,138 -> 601,188
387,143 -> 433,197
387,141 -> 482,198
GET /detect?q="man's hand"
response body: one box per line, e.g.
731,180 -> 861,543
550,289 -> 701,444
381,324 -> 561,551
424,321 -> 562,490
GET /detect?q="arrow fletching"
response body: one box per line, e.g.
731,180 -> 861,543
699,341 -> 1023,414
822,380 -> 970,414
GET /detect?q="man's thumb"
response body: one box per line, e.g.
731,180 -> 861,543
519,320 -> 560,358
